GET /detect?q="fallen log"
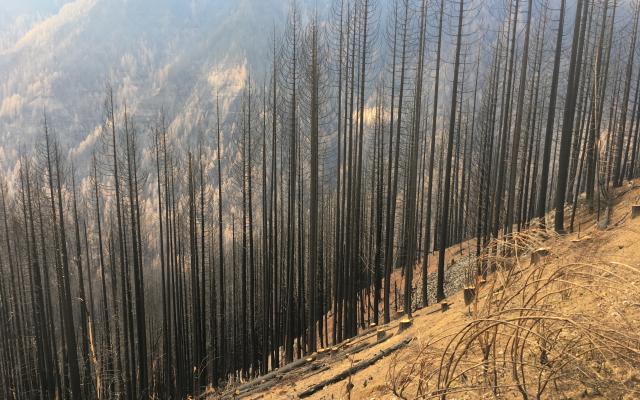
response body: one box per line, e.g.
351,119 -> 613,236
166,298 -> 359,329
341,336 -> 388,358
297,337 -> 413,398
215,356 -> 313,399
211,324 -> 391,399
239,364 -> 331,399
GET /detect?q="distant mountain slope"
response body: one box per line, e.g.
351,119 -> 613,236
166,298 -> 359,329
0,0 -> 73,51
0,0 -> 322,167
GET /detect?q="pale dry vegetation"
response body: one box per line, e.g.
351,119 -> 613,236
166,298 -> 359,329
388,226 -> 640,399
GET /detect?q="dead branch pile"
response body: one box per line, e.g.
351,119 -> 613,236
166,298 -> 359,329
388,230 -> 640,399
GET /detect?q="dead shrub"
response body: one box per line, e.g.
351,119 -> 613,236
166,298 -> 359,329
387,230 -> 640,399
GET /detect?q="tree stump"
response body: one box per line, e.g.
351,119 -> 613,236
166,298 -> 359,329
440,301 -> 450,312
396,308 -> 405,317
398,318 -> 413,333
632,205 -> 640,219
463,286 -> 476,306
531,247 -> 550,264
376,329 -> 386,342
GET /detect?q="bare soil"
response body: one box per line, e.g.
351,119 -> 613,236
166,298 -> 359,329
212,183 -> 640,399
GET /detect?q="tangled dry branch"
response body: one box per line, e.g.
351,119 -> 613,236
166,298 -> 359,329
388,229 -> 640,399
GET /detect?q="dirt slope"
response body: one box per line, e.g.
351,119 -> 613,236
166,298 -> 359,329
214,184 -> 640,400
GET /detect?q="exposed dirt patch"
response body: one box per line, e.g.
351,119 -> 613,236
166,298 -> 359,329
210,185 -> 640,399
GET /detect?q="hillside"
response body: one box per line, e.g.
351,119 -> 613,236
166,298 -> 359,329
0,0 -> 323,166
3,1 -> 640,399
214,184 -> 640,399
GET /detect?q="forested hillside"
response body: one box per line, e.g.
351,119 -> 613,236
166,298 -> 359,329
1,0 -> 639,399
231,184 -> 640,399
0,0 -> 299,163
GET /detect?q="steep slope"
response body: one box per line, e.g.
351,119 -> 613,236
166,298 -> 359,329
0,0 -> 74,51
215,184 -> 640,399
0,0 -> 325,168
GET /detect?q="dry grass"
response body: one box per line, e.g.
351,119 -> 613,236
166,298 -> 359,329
387,228 -> 640,399
237,185 -> 640,399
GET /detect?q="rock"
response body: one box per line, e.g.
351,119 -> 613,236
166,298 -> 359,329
414,254 -> 472,307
